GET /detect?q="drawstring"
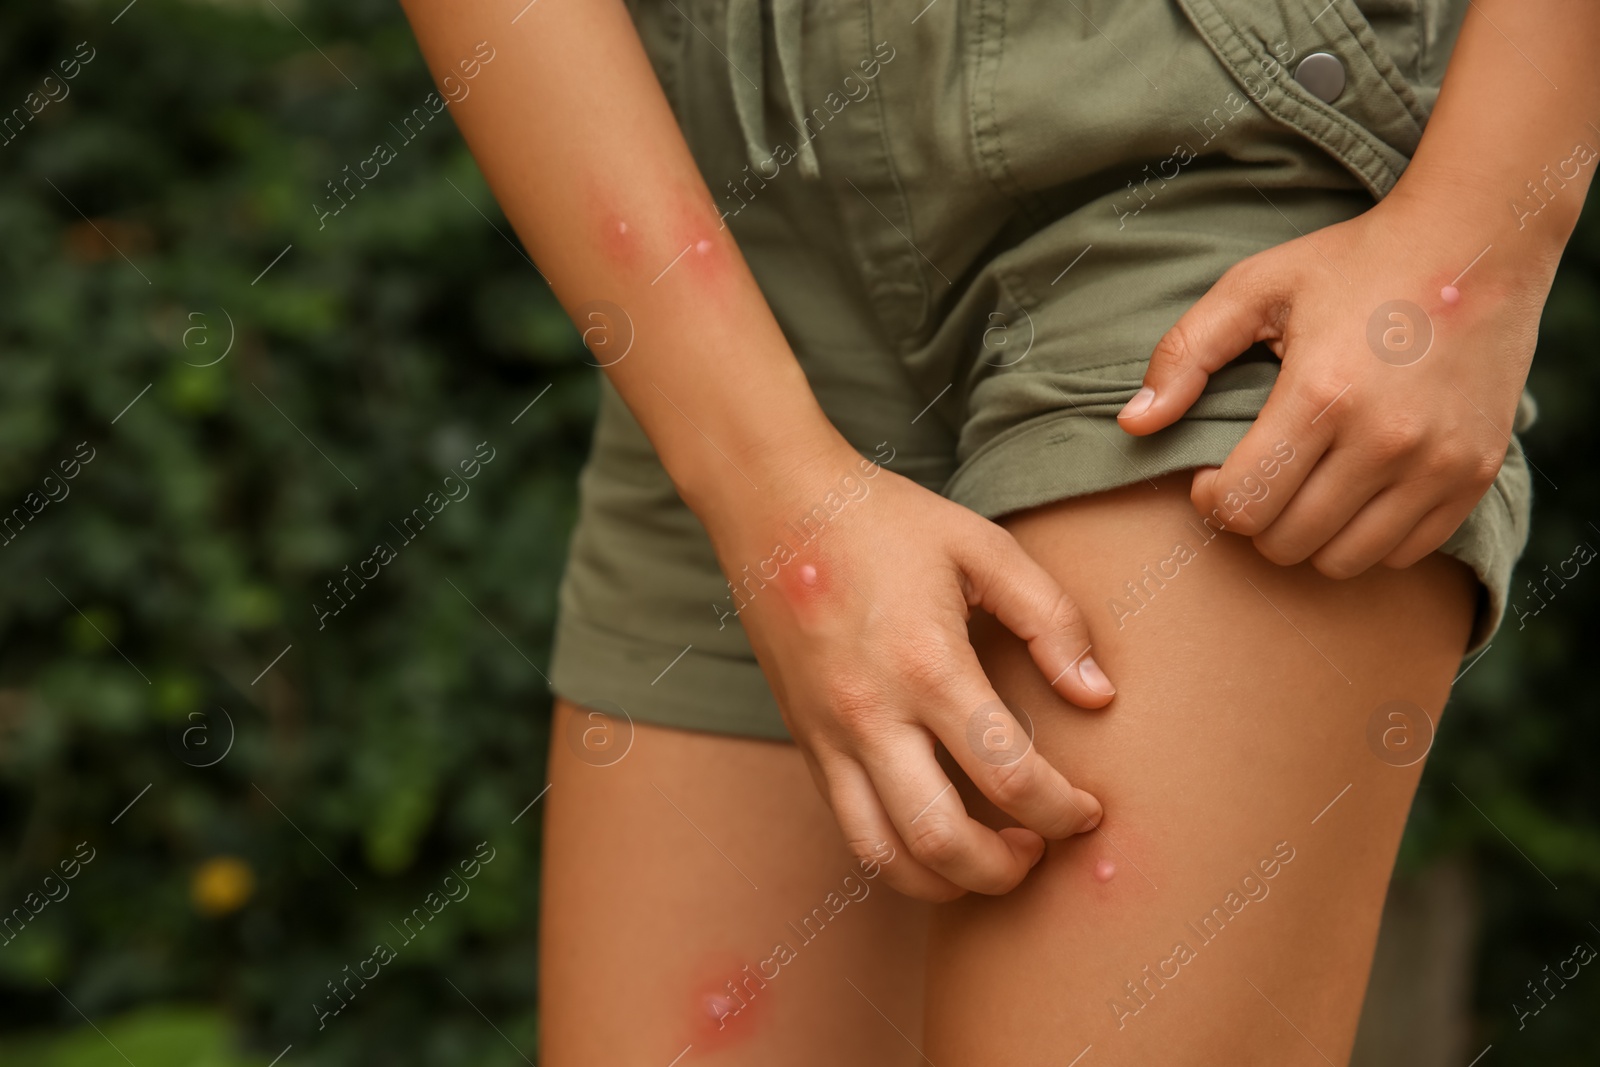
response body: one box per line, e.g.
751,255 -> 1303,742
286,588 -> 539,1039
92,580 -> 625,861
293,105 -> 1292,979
726,0 -> 820,179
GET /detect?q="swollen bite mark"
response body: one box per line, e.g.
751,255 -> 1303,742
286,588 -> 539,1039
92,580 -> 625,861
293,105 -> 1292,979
687,236 -> 726,287
1093,859 -> 1117,883
777,559 -> 829,613
666,192 -> 734,291
682,955 -> 769,1052
703,992 -> 736,1026
1440,285 -> 1461,305
596,208 -> 639,270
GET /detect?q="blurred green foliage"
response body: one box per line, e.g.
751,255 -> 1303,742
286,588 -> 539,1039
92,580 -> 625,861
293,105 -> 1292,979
1,0 -> 590,1062
0,1006 -> 270,1067
1401,135 -> 1600,1060
0,0 -> 1596,1063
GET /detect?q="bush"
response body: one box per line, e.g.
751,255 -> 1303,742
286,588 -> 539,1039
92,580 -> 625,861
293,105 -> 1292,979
1,1 -> 590,1062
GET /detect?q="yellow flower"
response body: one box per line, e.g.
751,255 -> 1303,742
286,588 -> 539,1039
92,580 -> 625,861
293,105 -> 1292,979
191,856 -> 255,916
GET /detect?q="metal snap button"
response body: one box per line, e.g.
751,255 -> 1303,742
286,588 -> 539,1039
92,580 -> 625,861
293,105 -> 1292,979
1294,52 -> 1347,103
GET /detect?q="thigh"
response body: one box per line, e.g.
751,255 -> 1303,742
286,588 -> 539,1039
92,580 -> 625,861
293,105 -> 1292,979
539,699 -> 931,1066
925,476 -> 1476,1066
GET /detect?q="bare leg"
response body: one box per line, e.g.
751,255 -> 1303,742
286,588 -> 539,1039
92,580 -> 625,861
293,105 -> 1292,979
926,475 -> 1475,1065
539,699 -> 931,1066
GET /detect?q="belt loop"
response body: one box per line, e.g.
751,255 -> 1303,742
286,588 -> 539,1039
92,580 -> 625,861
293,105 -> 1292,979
771,0 -> 819,178
725,0 -> 769,173
724,0 -> 820,179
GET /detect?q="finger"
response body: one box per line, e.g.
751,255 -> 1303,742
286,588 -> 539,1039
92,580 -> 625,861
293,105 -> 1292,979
866,729 -> 1047,896
1119,259 -> 1287,434
822,756 -> 966,902
1189,369 -> 1343,536
1383,496 -> 1479,569
1251,447 -> 1390,567
955,525 -> 1114,708
1310,484 -> 1436,578
942,684 -> 1103,840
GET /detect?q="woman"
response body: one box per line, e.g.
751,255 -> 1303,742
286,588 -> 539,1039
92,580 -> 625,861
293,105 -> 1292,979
401,1 -> 1595,1062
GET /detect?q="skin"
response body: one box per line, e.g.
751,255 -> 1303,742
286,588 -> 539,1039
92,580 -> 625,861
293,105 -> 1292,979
396,0 -> 1599,1061
1120,3 -> 1600,578
926,478 -> 1476,1064
542,476 -> 1476,1064
540,697 -> 931,1067
400,0 -> 1112,907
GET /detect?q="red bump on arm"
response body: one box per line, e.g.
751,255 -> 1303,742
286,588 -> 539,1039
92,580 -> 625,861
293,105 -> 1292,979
583,178 -> 642,272
595,211 -> 639,271
588,184 -> 738,292
671,194 -> 736,288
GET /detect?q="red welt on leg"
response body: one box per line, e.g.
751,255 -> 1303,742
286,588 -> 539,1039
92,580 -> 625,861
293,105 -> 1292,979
679,951 -> 773,1054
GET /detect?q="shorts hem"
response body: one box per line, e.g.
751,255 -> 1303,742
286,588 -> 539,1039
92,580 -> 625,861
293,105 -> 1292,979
548,611 -> 791,742
943,410 -> 1252,521
942,410 -> 1522,659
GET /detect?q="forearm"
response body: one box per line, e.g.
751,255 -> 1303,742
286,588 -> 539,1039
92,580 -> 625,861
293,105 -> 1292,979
399,0 -> 844,526
1388,0 -> 1600,287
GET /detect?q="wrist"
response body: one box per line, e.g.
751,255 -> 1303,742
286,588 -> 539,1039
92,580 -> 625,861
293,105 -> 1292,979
1384,156 -> 1582,294
1382,167 -> 1568,302
693,432 -> 877,551
688,433 -> 892,596
659,367 -> 860,533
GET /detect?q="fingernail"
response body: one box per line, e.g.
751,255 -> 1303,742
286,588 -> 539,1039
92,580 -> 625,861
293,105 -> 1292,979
1118,387 -> 1155,419
1029,842 -> 1048,869
1078,656 -> 1116,696
1076,793 -> 1104,833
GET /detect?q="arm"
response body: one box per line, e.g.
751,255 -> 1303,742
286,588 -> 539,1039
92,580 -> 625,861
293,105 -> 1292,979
1120,0 -> 1600,576
399,0 -> 1114,898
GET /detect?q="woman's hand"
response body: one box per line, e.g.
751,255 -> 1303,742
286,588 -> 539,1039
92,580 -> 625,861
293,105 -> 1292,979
707,442 -> 1112,901
1116,189 -> 1547,578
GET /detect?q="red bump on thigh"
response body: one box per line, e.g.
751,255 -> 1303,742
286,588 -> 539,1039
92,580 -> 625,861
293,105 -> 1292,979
679,952 -> 772,1053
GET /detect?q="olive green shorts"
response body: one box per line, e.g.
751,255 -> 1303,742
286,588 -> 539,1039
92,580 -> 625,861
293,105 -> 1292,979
549,0 -> 1534,740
